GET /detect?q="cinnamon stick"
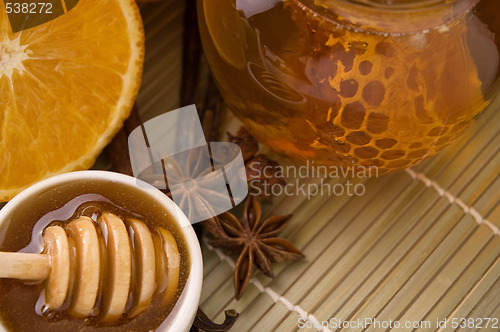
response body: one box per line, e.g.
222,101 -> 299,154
181,0 -> 202,107
199,76 -> 222,142
106,104 -> 142,176
190,309 -> 239,332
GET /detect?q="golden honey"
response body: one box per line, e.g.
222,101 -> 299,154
198,0 -> 500,173
0,179 -> 190,331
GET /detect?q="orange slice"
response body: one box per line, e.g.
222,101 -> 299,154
0,0 -> 144,201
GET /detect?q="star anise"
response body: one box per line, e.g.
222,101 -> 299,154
245,154 -> 287,201
137,146 -> 230,223
203,196 -> 305,299
227,127 -> 259,162
228,127 -> 286,201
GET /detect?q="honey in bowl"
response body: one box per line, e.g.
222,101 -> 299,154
0,178 -> 191,332
198,0 -> 500,173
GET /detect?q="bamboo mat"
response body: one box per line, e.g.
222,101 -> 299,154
137,2 -> 499,331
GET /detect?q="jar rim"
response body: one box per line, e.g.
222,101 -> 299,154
316,0 -> 464,10
295,0 -> 479,35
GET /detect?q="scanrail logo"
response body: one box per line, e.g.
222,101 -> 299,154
3,0 -> 79,33
128,105 -> 249,224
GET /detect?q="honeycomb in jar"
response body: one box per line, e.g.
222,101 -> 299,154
280,1 -> 487,173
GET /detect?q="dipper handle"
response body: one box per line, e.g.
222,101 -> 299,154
0,252 -> 50,281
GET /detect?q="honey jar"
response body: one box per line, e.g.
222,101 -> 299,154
198,0 -> 500,173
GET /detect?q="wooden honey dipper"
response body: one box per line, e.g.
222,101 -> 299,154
0,212 -> 181,322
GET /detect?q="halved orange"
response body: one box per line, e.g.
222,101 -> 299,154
0,0 -> 144,201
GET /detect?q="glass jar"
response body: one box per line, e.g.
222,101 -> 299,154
197,0 -> 500,173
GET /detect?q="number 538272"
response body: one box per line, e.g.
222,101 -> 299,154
5,2 -> 53,14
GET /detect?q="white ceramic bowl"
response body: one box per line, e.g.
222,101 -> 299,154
0,171 -> 203,332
